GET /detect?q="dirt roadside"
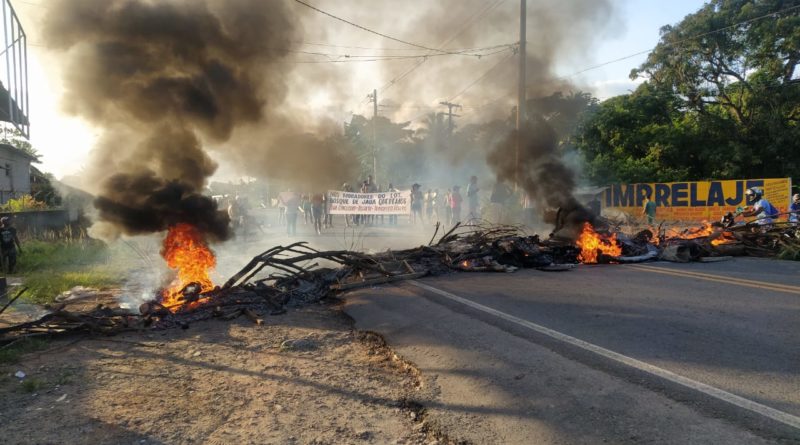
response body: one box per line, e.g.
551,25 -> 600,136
0,301 -> 452,445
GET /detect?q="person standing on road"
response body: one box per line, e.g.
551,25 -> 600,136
281,190 -> 300,236
522,192 -> 535,227
425,189 -> 435,223
587,194 -> 602,217
410,183 -> 424,225
358,180 -> 370,226
228,195 -> 242,232
387,183 -> 398,226
342,182 -> 353,227
643,193 -> 657,225
365,175 -> 378,225
466,176 -> 480,222
450,185 -> 462,225
443,188 -> 452,225
431,189 -> 441,223
300,194 -> 312,225
310,192 -> 324,235
0,217 -> 22,274
323,192 -> 333,229
489,180 -> 512,224
788,193 -> 800,225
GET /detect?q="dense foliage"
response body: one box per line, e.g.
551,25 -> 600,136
577,0 -> 800,184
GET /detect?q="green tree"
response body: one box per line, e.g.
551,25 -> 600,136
343,114 -> 415,185
629,0 -> 800,179
0,125 -> 40,161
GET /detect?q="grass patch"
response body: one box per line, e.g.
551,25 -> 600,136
53,368 -> 76,386
10,239 -> 130,304
0,338 -> 49,365
21,377 -> 45,393
23,269 -> 121,304
17,239 -> 110,273
777,245 -> 800,261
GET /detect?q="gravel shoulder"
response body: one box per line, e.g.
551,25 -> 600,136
0,301 -> 444,445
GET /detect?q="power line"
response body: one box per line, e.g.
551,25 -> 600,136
286,42 -> 515,61
402,2 -> 800,126
405,51 -> 515,123
293,0 -> 483,56
447,51 -> 515,102
293,40 -> 513,53
566,3 -> 800,79
287,45 -> 513,64
378,0 -> 508,96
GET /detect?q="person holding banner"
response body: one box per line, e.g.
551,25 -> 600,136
388,183 -> 398,225
365,175 -> 378,225
342,182 -> 353,227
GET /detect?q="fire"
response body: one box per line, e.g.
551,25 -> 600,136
711,231 -> 736,246
665,221 -> 735,246
666,221 -> 715,239
160,223 -> 216,311
576,222 -> 622,264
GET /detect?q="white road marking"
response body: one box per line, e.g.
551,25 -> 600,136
408,280 -> 800,430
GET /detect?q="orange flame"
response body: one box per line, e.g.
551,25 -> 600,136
666,221 -> 715,239
665,221 -> 736,246
576,222 -> 622,264
160,223 -> 216,311
711,231 -> 736,246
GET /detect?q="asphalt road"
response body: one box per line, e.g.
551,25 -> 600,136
344,257 -> 800,444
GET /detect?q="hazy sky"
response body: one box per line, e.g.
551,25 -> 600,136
13,0 -> 705,181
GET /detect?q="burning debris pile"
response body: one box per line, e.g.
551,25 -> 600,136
0,222 -> 577,342
1,218 -> 797,344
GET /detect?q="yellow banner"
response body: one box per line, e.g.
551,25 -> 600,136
602,178 -> 793,222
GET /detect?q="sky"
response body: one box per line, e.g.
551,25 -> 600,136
11,0 -> 706,181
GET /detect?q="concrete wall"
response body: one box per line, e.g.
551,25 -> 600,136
0,209 -> 70,234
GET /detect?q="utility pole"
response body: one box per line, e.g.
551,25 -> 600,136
367,89 -> 378,184
516,0 -> 527,191
439,101 -> 462,136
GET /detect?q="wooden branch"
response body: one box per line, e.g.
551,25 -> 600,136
0,287 -> 28,316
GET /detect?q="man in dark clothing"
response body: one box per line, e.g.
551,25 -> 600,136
587,194 -> 602,217
280,191 -> 300,236
0,217 -> 22,274
489,180 -> 511,223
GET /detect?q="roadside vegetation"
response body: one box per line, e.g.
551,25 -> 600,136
0,337 -> 49,365
777,244 -> 800,261
14,234 -> 128,304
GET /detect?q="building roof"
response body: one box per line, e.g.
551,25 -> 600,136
0,143 -> 38,161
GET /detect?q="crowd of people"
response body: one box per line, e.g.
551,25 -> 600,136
268,175 -> 506,237
231,179 -> 800,238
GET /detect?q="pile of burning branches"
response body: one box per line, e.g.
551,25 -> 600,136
1,218 -> 797,345
0,222 -> 576,343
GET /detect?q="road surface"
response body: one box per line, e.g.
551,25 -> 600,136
344,257 -> 800,444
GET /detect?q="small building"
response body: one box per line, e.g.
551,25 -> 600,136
0,142 -> 35,204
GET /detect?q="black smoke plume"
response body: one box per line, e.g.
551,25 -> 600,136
488,116 -> 576,210
43,0 -> 298,240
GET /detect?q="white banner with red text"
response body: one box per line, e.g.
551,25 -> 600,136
327,190 -> 411,215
